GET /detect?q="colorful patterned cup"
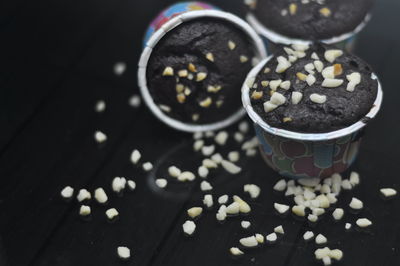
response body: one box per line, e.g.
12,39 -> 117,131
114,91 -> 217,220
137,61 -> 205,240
241,56 -> 383,179
246,12 -> 371,53
138,2 -> 267,133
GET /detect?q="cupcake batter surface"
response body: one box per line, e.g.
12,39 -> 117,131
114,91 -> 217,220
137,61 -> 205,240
246,0 -> 373,40
147,18 -> 256,124
249,43 -> 378,133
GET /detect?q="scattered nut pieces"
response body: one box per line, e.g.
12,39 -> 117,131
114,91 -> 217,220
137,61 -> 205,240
203,194 -> 214,208
112,177 -> 126,193
346,72 -> 361,92
345,223 -> 352,230
168,166 -> 181,178
127,180 -> 136,191
228,151 -> 240,162
228,40 -> 236,50
95,100 -> 106,113
266,232 -> 277,243
240,236 -> 258,248
292,205 -> 306,217
233,195 -> 251,214
196,72 -> 207,82
226,202 -> 240,215
114,62 -> 126,76
332,208 -> 344,221
322,78 -> 344,88
203,158 -> 218,168
276,56 -> 292,73
251,91 -> 263,100
198,166 -> 209,178
200,181 -> 213,191
178,171 -> 196,182
349,171 -> 360,186
291,91 -> 303,105
325,49 -> 343,63
202,145 -> 215,156
319,7 -> 332,17
128,95 -> 141,108
289,3 -> 297,15
199,97 -> 212,108
215,131 -> 229,146
240,55 -> 249,63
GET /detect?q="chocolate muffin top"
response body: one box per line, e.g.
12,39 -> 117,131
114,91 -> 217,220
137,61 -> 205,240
249,43 -> 378,133
146,18 -> 256,125
245,0 -> 373,40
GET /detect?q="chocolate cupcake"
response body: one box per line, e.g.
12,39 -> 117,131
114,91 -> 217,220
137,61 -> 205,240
139,3 -> 266,132
245,0 -> 373,50
147,18 -> 256,124
248,43 -> 378,133
241,43 -> 383,178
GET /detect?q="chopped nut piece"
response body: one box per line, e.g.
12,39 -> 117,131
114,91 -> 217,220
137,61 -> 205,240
322,78 -> 344,88
106,208 -> 119,220
283,117 -> 292,123
356,218 -> 372,228
162,66 -> 174,76
187,207 -> 203,218
269,79 -> 282,90
315,234 -> 327,244
306,74 -> 316,86
261,80 -> 269,87
332,208 -> 344,220
316,194 -> 330,208
314,60 -> 324,72
266,232 -> 277,243
311,52 -> 320,60
127,180 -> 136,191
199,97 -> 212,108
177,171 -> 196,182
325,49 -> 343,63
349,171 -> 360,186
345,223 -> 352,230
315,247 -> 331,260
233,195 -> 251,213
319,7 -> 332,17
380,188 -> 397,198
117,246 -> 130,260
333,64 -> 343,76
221,160 -> 242,174
244,184 -> 261,199
200,180 -> 213,191
203,194 -> 214,208
198,166 -> 209,178
264,67 -> 271,73
291,91 -> 303,105
280,80 -> 291,90
215,131 -> 228,146
226,202 -> 240,215
79,205 -> 91,216
292,205 -> 306,217
276,56 -> 292,73
230,247 -> 244,256
349,197 -> 363,210
95,100 -> 106,113
305,63 -> 315,74
228,151 -> 240,162
61,186 -> 74,199
218,195 -> 229,204
274,179 -> 287,192
274,203 -> 290,214
296,72 -> 307,81
289,3 -> 297,15
274,225 -> 285,234
255,233 -> 264,244
196,72 -> 207,82
168,166 -> 181,178
241,221 -> 251,229
206,52 -> 214,62
310,93 -> 327,104
178,69 -> 188,77
251,91 -> 263,100
155,178 -> 167,188
188,63 -> 197,72
94,188 -> 108,204
112,177 -> 126,193
346,72 -> 361,92
159,104 -> 171,113
175,84 -> 184,93
239,236 -> 258,247
228,40 -> 236,50
270,92 -> 286,105
303,231 -> 314,241
240,55 -> 249,63
203,158 -> 218,168
182,220 -> 196,235
207,85 -> 222,93
341,179 -> 352,190
177,93 -> 186,103
308,214 -> 318,223
239,121 -> 248,133
94,131 -> 107,143
142,162 -> 153,171
202,145 -> 215,157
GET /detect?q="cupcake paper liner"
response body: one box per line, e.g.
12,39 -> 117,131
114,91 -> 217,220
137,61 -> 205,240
242,56 -> 383,179
138,2 -> 267,133
246,12 -> 371,53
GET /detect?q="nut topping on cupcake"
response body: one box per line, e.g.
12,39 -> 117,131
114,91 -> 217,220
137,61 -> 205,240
249,43 -> 378,133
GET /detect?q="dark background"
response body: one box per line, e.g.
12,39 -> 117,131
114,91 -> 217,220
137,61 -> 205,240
1,0 -> 399,265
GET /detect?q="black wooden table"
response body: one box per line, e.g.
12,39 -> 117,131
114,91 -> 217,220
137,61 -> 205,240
1,0 -> 399,265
